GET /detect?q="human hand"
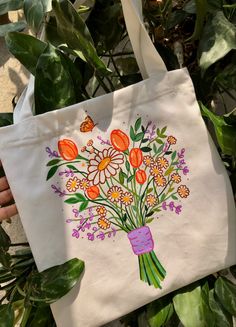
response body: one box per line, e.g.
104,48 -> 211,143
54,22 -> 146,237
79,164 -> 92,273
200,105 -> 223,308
0,161 -> 18,221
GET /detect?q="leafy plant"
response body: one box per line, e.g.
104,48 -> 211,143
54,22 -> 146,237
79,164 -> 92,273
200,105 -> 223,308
1,0 -> 236,326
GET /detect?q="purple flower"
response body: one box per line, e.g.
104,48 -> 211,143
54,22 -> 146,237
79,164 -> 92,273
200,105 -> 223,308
97,136 -> 111,145
92,227 -> 98,232
179,159 -> 186,165
163,143 -> 169,153
84,222 -> 91,230
87,233 -> 95,241
46,147 -> 59,158
51,185 -> 66,197
59,169 -> 74,177
183,166 -> 189,175
177,148 -> 185,159
175,205 -> 182,215
72,209 -> 79,218
169,201 -> 175,211
72,229 -> 80,239
97,232 -> 105,240
89,208 -> 94,221
66,219 -> 72,223
162,201 -> 167,210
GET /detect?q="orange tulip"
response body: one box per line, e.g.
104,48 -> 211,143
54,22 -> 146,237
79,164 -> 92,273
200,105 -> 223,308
129,148 -> 143,168
58,139 -> 78,161
135,169 -> 147,184
86,185 -> 100,200
110,129 -> 130,152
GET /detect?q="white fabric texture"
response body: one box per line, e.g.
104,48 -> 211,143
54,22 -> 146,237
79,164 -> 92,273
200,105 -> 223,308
0,1 -> 235,326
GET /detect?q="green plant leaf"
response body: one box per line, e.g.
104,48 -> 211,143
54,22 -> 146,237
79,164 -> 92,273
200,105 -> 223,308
34,44 -> 77,114
0,304 -> 14,327
46,159 -> 61,166
0,225 -> 10,251
198,11 -> 236,71
224,108 -> 236,125
200,103 -> 236,156
24,305 -> 56,327
215,277 -> 236,316
46,165 -> 59,180
5,32 -> 47,75
0,21 -> 26,37
173,283 -> 211,327
29,258 -> 84,303
52,0 -> 109,76
0,250 -> 11,269
147,296 -> 174,327
215,60 -> 236,91
24,0 -> 51,32
230,266 -> 236,279
0,0 -> 23,15
209,289 -> 233,327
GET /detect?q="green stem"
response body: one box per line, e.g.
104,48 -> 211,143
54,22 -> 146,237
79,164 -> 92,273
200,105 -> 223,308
20,307 -> 32,327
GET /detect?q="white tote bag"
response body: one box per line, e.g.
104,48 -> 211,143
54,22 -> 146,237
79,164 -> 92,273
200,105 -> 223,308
0,0 -> 235,326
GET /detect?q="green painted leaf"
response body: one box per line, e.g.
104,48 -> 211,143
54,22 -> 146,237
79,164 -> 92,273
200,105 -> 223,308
165,166 -> 174,176
29,258 -> 84,303
35,44 -> 77,114
125,161 -> 130,172
215,277 -> 236,316
160,194 -> 165,202
140,147 -> 152,152
52,0 -> 109,76
147,296 -> 174,327
171,194 -> 178,200
0,113 -> 13,127
0,225 -> 10,251
142,138 -> 149,143
0,304 -> 14,327
147,188 -> 153,194
79,200 -> 88,212
46,159 -> 61,166
66,165 -> 78,171
130,126 -> 136,141
173,283 -> 213,327
127,175 -> 134,183
24,0 -> 51,32
171,151 -> 177,161
156,139 -> 164,144
153,143 -> 158,154
135,117 -> 142,132
119,170 -> 124,185
145,217 -> 154,224
134,132 -> 144,142
0,21 -> 26,37
161,126 -> 167,134
0,0 -> 23,15
5,32 -> 47,75
200,103 -> 236,156
199,11 -> 236,71
46,165 -> 59,180
209,289 -> 233,327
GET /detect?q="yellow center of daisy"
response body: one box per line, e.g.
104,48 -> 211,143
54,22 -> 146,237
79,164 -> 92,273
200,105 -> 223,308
70,181 -> 77,188
112,192 -> 119,199
123,196 -> 129,203
98,157 -> 111,171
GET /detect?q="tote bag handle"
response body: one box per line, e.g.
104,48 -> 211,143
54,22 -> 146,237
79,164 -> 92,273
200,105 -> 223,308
14,0 -> 167,123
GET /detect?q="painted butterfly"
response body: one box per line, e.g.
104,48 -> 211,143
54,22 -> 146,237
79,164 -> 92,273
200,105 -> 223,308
80,116 -> 97,133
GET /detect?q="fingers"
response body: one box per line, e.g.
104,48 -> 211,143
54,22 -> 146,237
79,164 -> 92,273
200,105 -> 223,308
0,204 -> 18,221
0,176 -> 9,191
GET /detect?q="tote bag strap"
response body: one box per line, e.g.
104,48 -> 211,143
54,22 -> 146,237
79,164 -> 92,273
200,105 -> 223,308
120,0 -> 167,78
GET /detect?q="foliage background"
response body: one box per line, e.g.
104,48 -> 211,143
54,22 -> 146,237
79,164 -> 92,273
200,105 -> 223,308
0,0 -> 236,326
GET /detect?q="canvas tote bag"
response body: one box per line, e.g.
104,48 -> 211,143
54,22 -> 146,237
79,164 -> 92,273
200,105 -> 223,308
0,0 -> 236,326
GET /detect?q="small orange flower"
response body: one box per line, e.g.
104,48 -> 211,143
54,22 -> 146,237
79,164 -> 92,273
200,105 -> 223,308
171,173 -> 181,183
58,139 -> 78,161
79,178 -> 90,190
177,185 -> 190,198
86,185 -> 100,199
66,177 -> 80,192
135,169 -> 147,184
110,130 -> 130,152
97,217 -> 111,230
121,192 -> 134,206
167,136 -> 177,145
155,174 -> 167,187
157,157 -> 169,169
143,155 -> 154,167
150,163 -> 163,176
87,139 -> 93,146
146,194 -> 157,207
96,206 -> 107,216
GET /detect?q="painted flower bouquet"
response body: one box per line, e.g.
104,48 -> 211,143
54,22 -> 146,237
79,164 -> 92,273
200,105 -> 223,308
46,117 -> 190,289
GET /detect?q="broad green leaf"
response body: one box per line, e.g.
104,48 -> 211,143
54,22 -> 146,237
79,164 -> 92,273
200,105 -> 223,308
0,304 -> 14,327
24,305 -> 56,327
209,289 -> 233,327
183,0 -> 196,14
0,21 -> 26,37
200,103 -> 236,156
24,0 -> 51,32
79,200 -> 88,212
29,258 -> 84,303
0,113 -> 13,127
115,57 -> 139,75
46,165 -> 59,180
135,117 -> 142,132
215,61 -> 236,91
0,250 -> 11,269
0,0 -> 23,15
230,266 -> 236,279
187,0 -> 207,41
46,159 -> 61,166
52,0 -> 109,76
5,32 -> 47,75
173,283 -> 210,327
199,11 -> 236,71
34,44 -> 77,114
147,296 -> 174,327
215,277 -> 236,316
0,225 -> 10,251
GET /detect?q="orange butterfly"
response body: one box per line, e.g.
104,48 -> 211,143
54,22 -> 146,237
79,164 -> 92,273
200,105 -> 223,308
80,116 -> 97,133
